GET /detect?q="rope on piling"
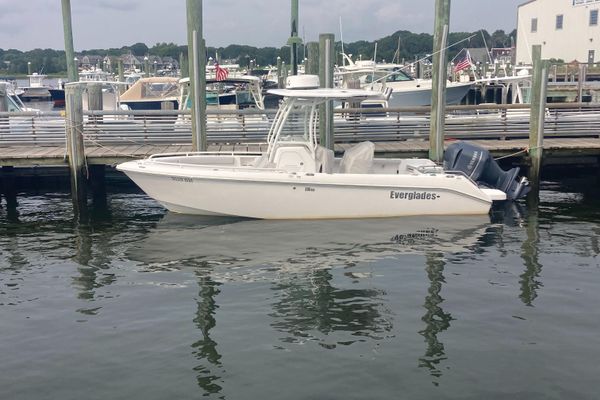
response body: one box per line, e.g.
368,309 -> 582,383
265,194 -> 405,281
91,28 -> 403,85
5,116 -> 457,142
82,135 -> 140,158
494,145 -> 543,161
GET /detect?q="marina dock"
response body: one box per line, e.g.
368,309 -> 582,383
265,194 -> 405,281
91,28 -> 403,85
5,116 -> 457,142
1,137 -> 600,168
1,104 -> 599,171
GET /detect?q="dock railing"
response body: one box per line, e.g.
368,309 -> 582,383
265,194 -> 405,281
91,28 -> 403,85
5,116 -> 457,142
1,103 -> 600,147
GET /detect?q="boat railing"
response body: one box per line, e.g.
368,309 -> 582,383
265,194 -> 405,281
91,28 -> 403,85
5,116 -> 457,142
148,150 -> 264,160
2,102 -> 600,146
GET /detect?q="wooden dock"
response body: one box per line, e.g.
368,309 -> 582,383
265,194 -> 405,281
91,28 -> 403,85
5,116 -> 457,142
1,138 -> 599,168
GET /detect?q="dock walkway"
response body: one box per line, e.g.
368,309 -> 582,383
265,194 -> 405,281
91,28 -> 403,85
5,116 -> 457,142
1,138 -> 599,168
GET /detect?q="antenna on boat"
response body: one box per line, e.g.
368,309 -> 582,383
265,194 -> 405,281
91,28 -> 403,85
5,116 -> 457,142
302,25 -> 306,61
371,42 -> 378,85
339,16 -> 345,67
393,36 -> 401,65
480,30 -> 493,64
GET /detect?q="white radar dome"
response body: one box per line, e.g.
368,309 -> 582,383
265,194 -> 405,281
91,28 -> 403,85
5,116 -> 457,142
286,75 -> 320,89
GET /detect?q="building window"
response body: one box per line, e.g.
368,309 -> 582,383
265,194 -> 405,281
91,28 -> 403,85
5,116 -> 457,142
591,10 -> 599,26
556,14 -> 564,30
531,18 -> 538,32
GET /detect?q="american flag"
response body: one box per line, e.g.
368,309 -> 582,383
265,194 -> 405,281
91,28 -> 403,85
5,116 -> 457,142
453,51 -> 473,73
215,62 -> 229,81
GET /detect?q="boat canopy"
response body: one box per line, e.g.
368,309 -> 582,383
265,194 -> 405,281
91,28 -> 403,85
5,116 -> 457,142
268,88 -> 382,100
120,77 -> 180,102
264,87 -> 382,161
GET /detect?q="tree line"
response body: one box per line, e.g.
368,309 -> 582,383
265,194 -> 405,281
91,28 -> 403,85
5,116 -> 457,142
0,29 -> 516,76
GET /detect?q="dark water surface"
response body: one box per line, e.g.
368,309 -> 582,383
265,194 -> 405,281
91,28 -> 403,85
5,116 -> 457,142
1,180 -> 599,399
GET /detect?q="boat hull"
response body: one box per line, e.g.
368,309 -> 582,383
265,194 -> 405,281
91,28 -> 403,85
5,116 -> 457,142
49,88 -> 65,107
386,82 -> 472,107
118,162 -> 492,219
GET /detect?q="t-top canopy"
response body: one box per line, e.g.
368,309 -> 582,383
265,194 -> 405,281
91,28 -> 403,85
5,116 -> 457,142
267,88 -> 384,100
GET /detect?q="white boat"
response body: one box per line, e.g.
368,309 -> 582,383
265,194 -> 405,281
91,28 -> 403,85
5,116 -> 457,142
18,73 -> 51,101
119,76 -> 180,111
337,56 -> 473,107
117,75 -> 528,220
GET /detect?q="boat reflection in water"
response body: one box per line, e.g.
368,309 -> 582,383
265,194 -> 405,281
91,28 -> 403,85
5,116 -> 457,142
129,213 -> 495,388
130,214 -> 492,272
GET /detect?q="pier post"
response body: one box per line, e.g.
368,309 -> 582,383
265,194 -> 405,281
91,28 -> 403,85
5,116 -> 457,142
187,0 -> 207,151
319,33 -> 335,150
117,59 -> 125,93
429,0 -> 450,163
179,52 -> 188,78
277,57 -> 283,88
65,83 -> 88,215
144,57 -> 150,77
288,0 -> 300,76
306,42 -> 319,75
528,45 -> 549,199
89,164 -> 107,212
0,83 -> 7,112
282,61 -> 288,83
61,0 -> 78,83
1,166 -> 18,220
577,63 -> 586,102
87,83 -> 103,123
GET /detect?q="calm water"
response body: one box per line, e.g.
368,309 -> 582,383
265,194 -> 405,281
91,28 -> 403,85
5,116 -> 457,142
1,180 -> 599,400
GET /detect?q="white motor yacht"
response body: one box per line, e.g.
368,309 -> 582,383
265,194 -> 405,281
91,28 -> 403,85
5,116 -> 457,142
337,56 -> 473,107
117,75 -> 528,219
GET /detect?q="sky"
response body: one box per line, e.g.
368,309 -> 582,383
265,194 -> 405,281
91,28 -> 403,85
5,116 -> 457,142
0,0 -> 525,51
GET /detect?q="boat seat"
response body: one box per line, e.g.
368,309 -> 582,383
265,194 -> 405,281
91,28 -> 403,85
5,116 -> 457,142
251,154 -> 275,169
339,141 -> 375,174
272,144 -> 316,172
316,145 -> 334,174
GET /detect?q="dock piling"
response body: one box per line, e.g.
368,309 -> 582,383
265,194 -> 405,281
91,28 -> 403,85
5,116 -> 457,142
528,45 -> 549,198
289,0 -> 300,76
277,57 -> 283,88
117,59 -> 125,94
319,33 -> 335,150
65,84 -> 88,215
61,0 -> 78,83
186,0 -> 207,152
306,42 -> 319,75
0,83 -> 7,112
429,0 -> 450,163
88,83 -> 103,123
0,166 -> 18,220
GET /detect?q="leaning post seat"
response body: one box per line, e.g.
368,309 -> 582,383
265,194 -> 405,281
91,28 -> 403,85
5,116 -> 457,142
338,141 -> 375,174
315,145 -> 334,173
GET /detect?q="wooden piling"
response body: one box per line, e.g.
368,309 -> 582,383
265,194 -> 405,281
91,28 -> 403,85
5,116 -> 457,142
89,164 -> 106,211
60,0 -> 78,83
179,52 -> 188,78
429,0 -> 450,163
0,83 -> 7,112
1,166 -> 18,216
319,33 -> 335,150
288,0 -> 300,76
277,57 -> 283,88
306,42 -> 319,75
117,59 -> 125,94
144,57 -> 150,77
528,45 -> 549,198
65,84 -> 88,214
87,83 -> 103,123
186,0 -> 207,151
161,101 -> 175,111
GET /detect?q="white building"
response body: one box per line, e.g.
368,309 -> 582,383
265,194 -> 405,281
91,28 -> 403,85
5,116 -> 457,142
516,0 -> 599,64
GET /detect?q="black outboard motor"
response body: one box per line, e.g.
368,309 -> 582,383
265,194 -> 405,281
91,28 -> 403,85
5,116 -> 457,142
444,141 -> 530,200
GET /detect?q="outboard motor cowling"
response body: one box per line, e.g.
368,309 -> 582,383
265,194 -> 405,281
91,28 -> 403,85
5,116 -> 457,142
443,141 -> 530,200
